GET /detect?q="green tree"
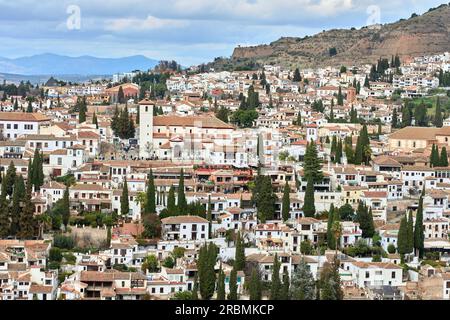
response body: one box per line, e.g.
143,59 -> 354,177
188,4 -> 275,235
216,266 -> 226,300
281,270 -> 290,300
177,169 -> 187,214
61,186 -> 70,227
227,268 -> 238,300
121,178 -> 130,216
4,161 -> 17,197
141,255 -> 159,273
303,141 -> 323,183
337,87 -> 344,106
18,180 -> 35,239
198,243 -> 217,300
27,100 -> 33,113
327,205 -> 336,249
414,195 -> 425,259
440,147 -> 449,167
167,185 -> 176,216
270,254 -> 282,300
434,97 -> 443,128
117,86 -> 125,104
398,215 -> 409,261
207,195 -> 212,237
281,181 -> 291,222
407,211 -> 414,254
10,175 -> 25,235
303,177 -> 316,217
248,269 -> 262,300
92,112 -> 98,128
234,231 -> 246,271
293,68 -> 302,82
319,258 -> 343,300
392,108 -> 398,128
145,170 -> 156,214
253,175 -> 277,223
290,259 -> 315,300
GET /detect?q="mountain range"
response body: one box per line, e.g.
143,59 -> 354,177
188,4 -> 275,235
207,3 -> 450,70
0,53 -> 159,76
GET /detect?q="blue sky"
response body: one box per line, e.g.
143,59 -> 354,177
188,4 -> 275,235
0,0 -> 447,66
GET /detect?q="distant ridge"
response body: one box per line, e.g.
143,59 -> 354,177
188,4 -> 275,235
0,53 -> 159,76
206,4 -> 450,70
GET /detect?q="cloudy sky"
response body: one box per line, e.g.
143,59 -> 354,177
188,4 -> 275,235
0,0 -> 446,66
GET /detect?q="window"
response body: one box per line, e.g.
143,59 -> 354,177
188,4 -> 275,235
391,271 -> 396,278
365,271 -> 370,278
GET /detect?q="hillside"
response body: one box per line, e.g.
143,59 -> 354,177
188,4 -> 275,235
207,4 -> 450,70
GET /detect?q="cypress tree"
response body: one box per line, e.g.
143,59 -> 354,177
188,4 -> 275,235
227,268 -> 238,300
270,254 -> 282,300
303,177 -> 316,217
392,108 -> 398,128
327,205 -> 335,249
234,232 -> 246,271
118,86 -> 125,104
4,161 -> 16,197
431,144 -> 440,167
249,269 -> 262,300
10,175 -> 25,236
304,141 -> 323,183
192,275 -> 199,300
401,105 -> 411,127
336,139 -> 343,164
414,195 -> 425,259
27,100 -> 33,113
398,215 -> 409,261
18,180 -> 35,239
145,169 -> 156,214
281,181 -> 290,222
0,177 -> 9,237
177,169 -> 187,214
106,226 -> 112,247
434,97 -> 443,128
207,195 -> 212,237
293,68 -> 301,82
92,112 -> 98,129
198,243 -> 217,300
121,179 -> 129,216
62,186 -> 70,227
216,266 -> 226,300
440,147 -> 449,167
167,185 -> 176,216
281,270 -> 290,300
255,176 -> 277,223
337,87 -> 344,106
407,211 -> 414,254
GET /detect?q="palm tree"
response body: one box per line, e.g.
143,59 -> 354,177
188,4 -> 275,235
37,213 -> 52,239
363,145 -> 372,165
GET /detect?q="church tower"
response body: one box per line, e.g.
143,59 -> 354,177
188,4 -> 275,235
138,99 -> 155,159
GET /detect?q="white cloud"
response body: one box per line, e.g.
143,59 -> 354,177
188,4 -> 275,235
105,15 -> 189,32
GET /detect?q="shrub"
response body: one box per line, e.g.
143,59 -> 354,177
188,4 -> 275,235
387,244 -> 396,254
163,256 -> 175,268
300,240 -> 313,255
49,247 -> 63,263
53,235 -> 75,250
63,252 -> 76,265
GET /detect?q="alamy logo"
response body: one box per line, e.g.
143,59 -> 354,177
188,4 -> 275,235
366,5 -> 381,30
67,5 -> 81,30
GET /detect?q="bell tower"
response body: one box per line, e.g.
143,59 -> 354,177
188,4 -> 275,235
138,99 -> 155,159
